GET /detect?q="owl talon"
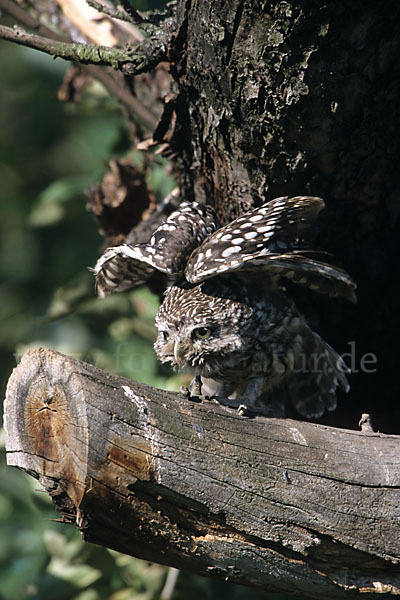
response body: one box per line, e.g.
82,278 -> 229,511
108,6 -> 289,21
189,395 -> 204,403
189,375 -> 203,397
180,385 -> 205,403
179,385 -> 191,398
237,404 -> 249,416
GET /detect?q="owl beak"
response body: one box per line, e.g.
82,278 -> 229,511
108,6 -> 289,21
174,340 -> 184,363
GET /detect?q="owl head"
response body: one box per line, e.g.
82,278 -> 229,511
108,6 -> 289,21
154,280 -> 255,373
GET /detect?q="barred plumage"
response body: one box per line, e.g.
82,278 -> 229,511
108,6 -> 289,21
94,201 -> 219,297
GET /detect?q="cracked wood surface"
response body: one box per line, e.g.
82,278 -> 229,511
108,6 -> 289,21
4,347 -> 400,598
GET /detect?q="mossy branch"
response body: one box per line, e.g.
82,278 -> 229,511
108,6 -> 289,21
0,24 -> 167,73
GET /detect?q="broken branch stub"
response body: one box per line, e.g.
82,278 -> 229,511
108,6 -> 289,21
4,347 -> 400,598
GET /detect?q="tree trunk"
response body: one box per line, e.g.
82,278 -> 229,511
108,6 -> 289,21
5,348 -> 400,599
163,0 -> 399,434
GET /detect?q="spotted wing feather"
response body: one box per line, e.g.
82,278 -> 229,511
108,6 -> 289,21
266,253 -> 357,303
146,201 -> 219,273
94,201 -> 219,297
185,196 -> 323,282
185,196 -> 356,302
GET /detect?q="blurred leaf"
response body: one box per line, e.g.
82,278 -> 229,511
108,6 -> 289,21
146,158 -> 175,202
74,590 -> 100,600
47,559 -> 102,588
130,288 -> 160,321
45,272 -> 94,321
109,317 -> 156,343
29,176 -> 92,227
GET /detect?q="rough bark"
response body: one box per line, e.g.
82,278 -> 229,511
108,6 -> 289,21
164,0 -> 400,433
5,348 -> 400,598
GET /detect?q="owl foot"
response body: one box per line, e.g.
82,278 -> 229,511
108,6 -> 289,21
237,404 -> 249,416
180,376 -> 212,403
189,375 -> 202,396
179,385 -> 190,398
179,385 -> 203,403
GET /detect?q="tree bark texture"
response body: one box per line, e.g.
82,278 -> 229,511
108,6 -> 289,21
163,0 -> 400,433
5,348 -> 400,598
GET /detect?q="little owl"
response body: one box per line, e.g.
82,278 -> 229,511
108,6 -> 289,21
94,196 -> 356,418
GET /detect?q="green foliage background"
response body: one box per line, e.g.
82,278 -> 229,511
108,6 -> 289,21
0,31 -> 305,600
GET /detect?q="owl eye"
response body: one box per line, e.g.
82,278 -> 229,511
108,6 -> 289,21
192,326 -> 212,340
161,331 -> 169,342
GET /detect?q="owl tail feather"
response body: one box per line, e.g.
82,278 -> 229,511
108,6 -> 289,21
289,328 -> 350,419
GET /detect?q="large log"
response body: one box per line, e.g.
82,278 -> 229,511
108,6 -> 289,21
4,347 -> 400,598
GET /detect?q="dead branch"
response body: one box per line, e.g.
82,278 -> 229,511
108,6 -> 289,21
86,0 -> 137,25
4,347 -> 400,599
0,0 -> 167,130
0,23 -> 166,73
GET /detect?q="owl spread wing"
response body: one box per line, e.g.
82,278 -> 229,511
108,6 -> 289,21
185,196 -> 356,302
94,195 -> 355,302
264,254 -> 357,303
93,243 -> 159,298
94,201 -> 219,297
